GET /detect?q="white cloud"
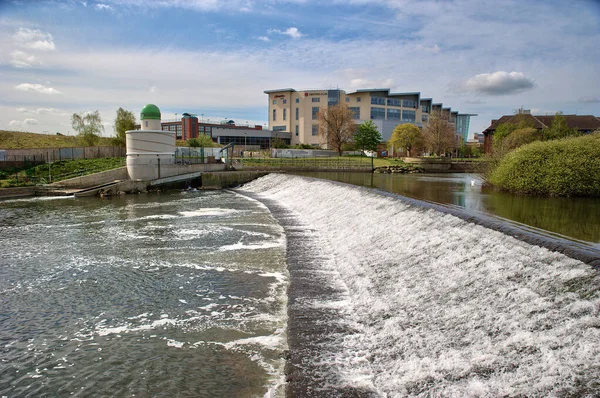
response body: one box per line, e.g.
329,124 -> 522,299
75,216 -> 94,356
257,36 -> 270,42
17,107 -> 68,115
347,77 -> 395,90
268,27 -> 303,39
95,3 -> 114,11
8,118 -> 38,128
149,86 -> 158,93
13,27 -> 55,51
577,96 -> 599,104
10,50 -> 36,68
15,83 -> 62,94
24,118 -> 38,125
416,44 -> 441,54
464,99 -> 486,105
459,71 -> 535,96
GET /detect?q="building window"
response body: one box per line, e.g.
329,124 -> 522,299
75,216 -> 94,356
357,97 -> 361,102
145,121 -> 148,127
283,109 -> 287,121
421,105 -> 429,113
295,108 -> 299,120
283,99 -> 287,104
422,114 -> 429,123
371,97 -> 386,105
296,98 -> 299,103
346,97 -> 350,102
403,100 -> 417,108
295,125 -> 299,136
312,97 -> 320,103
387,108 -> 401,120
312,107 -> 319,120
387,98 -> 401,106
312,125 -> 319,136
350,107 -> 360,120
273,100 -> 277,105
402,110 -> 416,122
273,109 -> 276,121
371,107 -> 385,120
273,126 -> 287,131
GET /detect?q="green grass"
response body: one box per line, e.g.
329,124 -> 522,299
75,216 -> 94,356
0,157 -> 125,187
0,130 -> 116,149
488,133 -> 600,197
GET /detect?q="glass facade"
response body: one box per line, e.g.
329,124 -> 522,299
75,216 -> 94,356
403,100 -> 417,108
350,107 -> 360,120
387,98 -> 401,106
218,135 -> 289,150
328,90 -> 340,107
387,109 -> 401,120
371,97 -> 386,105
273,126 -> 287,131
402,110 -> 416,122
371,107 -> 385,119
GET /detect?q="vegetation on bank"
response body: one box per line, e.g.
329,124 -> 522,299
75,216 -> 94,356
0,130 -> 115,149
0,157 -> 125,187
488,133 -> 600,196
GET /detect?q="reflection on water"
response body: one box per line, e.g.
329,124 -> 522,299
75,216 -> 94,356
292,171 -> 600,246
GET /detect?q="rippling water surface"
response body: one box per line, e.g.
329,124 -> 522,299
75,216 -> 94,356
0,191 -> 287,397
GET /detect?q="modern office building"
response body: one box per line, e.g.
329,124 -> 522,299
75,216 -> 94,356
264,88 -> 476,147
136,113 -> 289,149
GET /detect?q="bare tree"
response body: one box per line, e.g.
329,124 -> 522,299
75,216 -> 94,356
423,110 -> 457,155
72,110 -> 104,146
317,104 -> 356,155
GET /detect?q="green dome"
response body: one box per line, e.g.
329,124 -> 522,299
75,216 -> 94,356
140,104 -> 161,120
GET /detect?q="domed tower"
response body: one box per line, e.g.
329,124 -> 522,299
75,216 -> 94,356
125,104 -> 175,180
140,104 -> 162,131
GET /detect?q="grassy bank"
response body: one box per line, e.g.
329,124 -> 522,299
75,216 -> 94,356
0,130 -> 115,149
1,157 -> 125,187
488,133 -> 600,196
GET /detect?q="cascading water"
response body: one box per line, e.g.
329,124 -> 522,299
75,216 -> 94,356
240,173 -> 600,397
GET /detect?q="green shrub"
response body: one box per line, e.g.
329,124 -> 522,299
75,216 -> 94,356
489,132 -> 600,196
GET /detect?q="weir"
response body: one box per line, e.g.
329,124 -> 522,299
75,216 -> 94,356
238,174 -> 600,397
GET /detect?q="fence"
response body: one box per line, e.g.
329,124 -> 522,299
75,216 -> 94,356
174,147 -> 223,165
239,156 -> 374,171
0,146 -> 126,163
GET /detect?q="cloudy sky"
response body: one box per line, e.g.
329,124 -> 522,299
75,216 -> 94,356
1,0 -> 599,138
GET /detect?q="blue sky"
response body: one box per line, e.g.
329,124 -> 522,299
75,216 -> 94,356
1,0 -> 599,138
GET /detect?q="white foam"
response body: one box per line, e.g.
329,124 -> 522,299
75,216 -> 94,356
242,173 -> 600,396
179,208 -> 237,217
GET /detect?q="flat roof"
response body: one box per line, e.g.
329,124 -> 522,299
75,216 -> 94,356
264,88 -> 296,94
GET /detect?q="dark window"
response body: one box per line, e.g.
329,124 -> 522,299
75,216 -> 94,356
387,109 -> 401,120
295,98 -> 299,103
350,107 -> 360,120
273,109 -> 276,121
371,97 -> 386,105
357,97 -> 361,102
295,108 -> 299,121
402,110 -> 416,122
312,107 -> 319,120
312,125 -> 319,136
403,100 -> 417,108
295,125 -> 299,136
312,97 -> 320,103
371,107 -> 385,119
283,99 -> 287,104
283,109 -> 287,121
387,98 -> 401,106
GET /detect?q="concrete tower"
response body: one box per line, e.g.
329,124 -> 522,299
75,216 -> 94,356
126,104 -> 175,180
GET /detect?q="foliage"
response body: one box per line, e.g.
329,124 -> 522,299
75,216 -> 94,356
290,143 -> 315,149
317,104 -> 357,155
186,135 -> 218,147
271,137 -> 288,149
542,112 -> 580,141
71,110 -> 104,146
354,120 -> 381,152
488,132 -> 600,196
1,157 -> 125,187
502,127 -> 542,151
0,130 -> 114,149
422,110 -> 456,155
113,107 -> 136,147
493,114 -> 536,151
388,123 -> 423,157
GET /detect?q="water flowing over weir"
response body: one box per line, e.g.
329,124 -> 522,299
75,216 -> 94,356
237,174 -> 600,397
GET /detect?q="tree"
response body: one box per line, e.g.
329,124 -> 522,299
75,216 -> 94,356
388,123 -> 423,157
422,110 -> 456,155
502,127 -> 542,151
317,104 -> 357,155
113,107 -> 136,147
493,114 -> 536,151
71,110 -> 103,146
354,120 -> 381,152
187,135 -> 215,147
542,112 -> 579,141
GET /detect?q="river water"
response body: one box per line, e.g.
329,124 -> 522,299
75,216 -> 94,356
0,190 -> 288,397
1,173 -> 599,397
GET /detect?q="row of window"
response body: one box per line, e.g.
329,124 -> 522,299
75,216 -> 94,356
273,96 -> 422,108
273,98 -> 302,105
218,135 -> 290,150
370,107 -> 417,122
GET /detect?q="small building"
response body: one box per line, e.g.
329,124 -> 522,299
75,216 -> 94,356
481,112 -> 600,153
